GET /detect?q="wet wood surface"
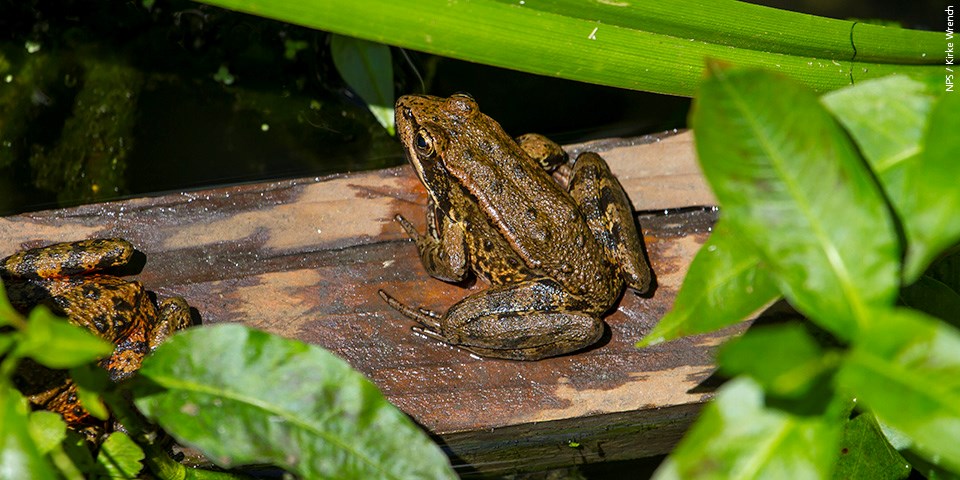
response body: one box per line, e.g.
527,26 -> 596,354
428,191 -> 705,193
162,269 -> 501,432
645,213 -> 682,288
0,130 -> 734,475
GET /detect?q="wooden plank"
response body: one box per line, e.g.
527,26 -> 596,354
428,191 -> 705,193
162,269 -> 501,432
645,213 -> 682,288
0,130 -> 732,474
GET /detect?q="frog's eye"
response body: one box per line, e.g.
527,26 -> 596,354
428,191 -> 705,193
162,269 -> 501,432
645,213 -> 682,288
415,129 -> 434,155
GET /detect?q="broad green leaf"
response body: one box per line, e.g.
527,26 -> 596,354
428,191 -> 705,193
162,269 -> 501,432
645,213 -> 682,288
195,0 -> 941,97
0,384 -> 58,479
27,411 -> 66,455
638,220 -> 779,346
330,34 -> 395,135
823,75 -> 960,282
898,92 -> 960,280
0,279 -> 22,328
96,432 -> 144,479
821,76 -> 935,180
717,323 -> 836,398
691,65 -> 899,339
837,308 -> 960,472
71,364 -> 112,421
835,413 -> 911,480
900,275 -> 960,328
13,306 -> 113,368
134,324 -> 456,480
654,377 -> 840,480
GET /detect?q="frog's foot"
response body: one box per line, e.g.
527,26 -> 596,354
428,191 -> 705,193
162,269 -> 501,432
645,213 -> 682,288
378,289 -> 442,331
515,133 -> 567,172
148,297 -> 193,350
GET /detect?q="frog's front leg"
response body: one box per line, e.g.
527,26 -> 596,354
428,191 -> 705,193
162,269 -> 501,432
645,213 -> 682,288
393,203 -> 469,283
568,152 -> 652,293
385,279 -> 603,360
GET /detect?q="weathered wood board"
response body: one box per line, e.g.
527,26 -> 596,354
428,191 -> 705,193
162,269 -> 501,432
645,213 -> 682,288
0,130 -> 731,475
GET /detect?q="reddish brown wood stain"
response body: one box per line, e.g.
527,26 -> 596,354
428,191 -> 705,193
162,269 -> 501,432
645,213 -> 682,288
0,131 -> 745,474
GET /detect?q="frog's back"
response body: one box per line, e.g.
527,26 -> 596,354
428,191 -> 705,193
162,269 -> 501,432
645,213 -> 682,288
451,130 -> 618,302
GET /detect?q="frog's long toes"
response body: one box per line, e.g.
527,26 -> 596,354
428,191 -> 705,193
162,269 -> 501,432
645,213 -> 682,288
411,325 -> 446,342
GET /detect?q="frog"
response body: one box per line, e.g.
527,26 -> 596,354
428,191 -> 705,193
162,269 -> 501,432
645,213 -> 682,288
379,93 -> 652,360
1,238 -> 192,439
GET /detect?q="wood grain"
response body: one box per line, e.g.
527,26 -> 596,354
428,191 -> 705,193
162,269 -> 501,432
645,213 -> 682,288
0,130 -> 737,475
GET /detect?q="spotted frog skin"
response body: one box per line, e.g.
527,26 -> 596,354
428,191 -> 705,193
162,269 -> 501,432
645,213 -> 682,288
2,238 -> 191,437
379,93 -> 652,360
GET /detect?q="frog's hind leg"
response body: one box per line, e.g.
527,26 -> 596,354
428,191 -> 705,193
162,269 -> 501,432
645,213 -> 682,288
567,152 -> 652,293
439,279 -> 604,361
2,238 -> 134,280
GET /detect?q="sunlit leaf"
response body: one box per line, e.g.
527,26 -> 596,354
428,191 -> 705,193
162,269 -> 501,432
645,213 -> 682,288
96,432 -> 144,479
134,324 -> 456,479
639,220 -> 779,346
838,308 -> 960,472
0,384 -> 58,479
71,364 -> 112,421
195,0 -> 941,97
13,306 -> 113,369
330,34 -> 395,135
717,323 -> 836,398
691,64 -> 899,339
823,75 -> 960,282
899,92 -> 960,280
835,413 -> 911,480
654,377 -> 840,479
27,411 -> 66,455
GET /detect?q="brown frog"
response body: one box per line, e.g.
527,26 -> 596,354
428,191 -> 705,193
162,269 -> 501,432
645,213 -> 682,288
2,238 -> 192,438
379,93 -> 652,360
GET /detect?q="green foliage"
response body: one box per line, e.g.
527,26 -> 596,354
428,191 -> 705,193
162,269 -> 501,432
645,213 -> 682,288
134,324 -> 456,479
0,277 -> 455,479
195,0 -> 940,97
656,377 -> 841,479
642,66 -> 960,477
330,34 -> 396,135
96,432 -> 145,479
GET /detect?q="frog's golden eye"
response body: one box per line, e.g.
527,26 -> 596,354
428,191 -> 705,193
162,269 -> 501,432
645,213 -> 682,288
415,129 -> 435,156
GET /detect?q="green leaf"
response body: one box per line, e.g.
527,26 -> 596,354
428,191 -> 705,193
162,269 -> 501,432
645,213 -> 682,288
195,0 -> 941,97
654,377 -> 840,479
71,364 -> 112,421
821,76 -> 936,179
0,279 -> 23,328
823,75 -> 960,282
837,308 -> 960,472
717,323 -> 836,398
691,64 -> 899,339
27,411 -> 67,455
900,275 -> 960,328
330,34 -> 395,135
0,383 -> 58,479
835,413 -> 911,480
134,324 -> 456,480
639,220 -> 779,346
13,306 -> 113,368
898,92 -> 960,280
96,432 -> 144,479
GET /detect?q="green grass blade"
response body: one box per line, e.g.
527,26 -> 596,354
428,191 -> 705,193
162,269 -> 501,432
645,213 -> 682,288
195,0 -> 941,97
